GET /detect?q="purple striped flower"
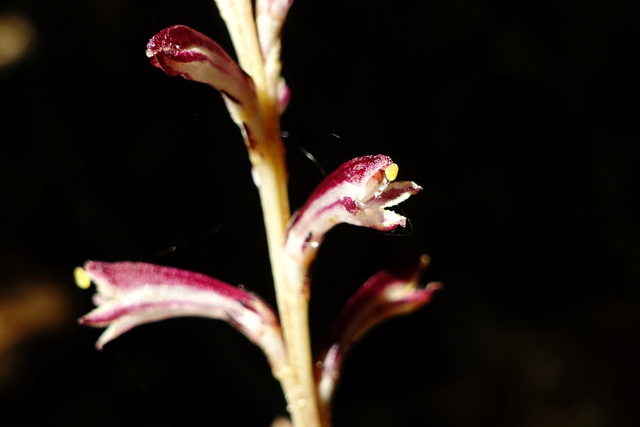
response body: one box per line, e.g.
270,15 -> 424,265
146,25 -> 265,147
285,154 -> 422,266
75,261 -> 286,368
314,255 -> 441,412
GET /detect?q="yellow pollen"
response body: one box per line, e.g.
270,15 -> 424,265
420,254 -> 431,267
384,163 -> 399,181
74,267 -> 92,290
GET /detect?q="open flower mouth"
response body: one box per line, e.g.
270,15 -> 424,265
285,155 -> 422,265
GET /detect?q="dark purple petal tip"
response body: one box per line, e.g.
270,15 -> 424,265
146,25 -> 230,65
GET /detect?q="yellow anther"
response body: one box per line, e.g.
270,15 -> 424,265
384,163 -> 399,181
420,254 -> 431,267
74,267 -> 92,290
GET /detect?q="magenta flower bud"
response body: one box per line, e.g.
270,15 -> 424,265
146,25 -> 265,146
147,25 -> 256,109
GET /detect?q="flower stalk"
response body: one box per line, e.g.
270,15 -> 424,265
76,2 -> 438,426
212,2 -> 319,424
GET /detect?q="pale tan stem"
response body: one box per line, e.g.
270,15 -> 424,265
214,0 -> 266,90
213,2 -> 322,424
251,106 -> 321,427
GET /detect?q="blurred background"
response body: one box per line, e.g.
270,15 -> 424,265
1,0 -> 639,426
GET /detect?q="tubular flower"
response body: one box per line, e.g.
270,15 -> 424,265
146,25 -> 264,147
285,154 -> 422,267
75,261 -> 286,370
314,255 -> 441,417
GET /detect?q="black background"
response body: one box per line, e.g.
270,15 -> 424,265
1,0 -> 639,426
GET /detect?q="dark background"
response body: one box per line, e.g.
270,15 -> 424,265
1,0 -> 639,426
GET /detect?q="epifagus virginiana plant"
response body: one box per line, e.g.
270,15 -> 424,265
75,1 -> 440,426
